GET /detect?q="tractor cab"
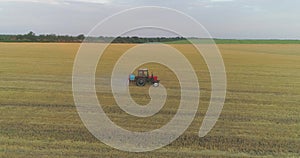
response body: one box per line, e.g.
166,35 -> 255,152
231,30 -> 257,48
138,68 -> 149,77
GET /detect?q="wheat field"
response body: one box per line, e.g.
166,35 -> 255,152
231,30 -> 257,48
0,43 -> 299,157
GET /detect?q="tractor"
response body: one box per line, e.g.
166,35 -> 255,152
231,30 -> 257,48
129,68 -> 160,87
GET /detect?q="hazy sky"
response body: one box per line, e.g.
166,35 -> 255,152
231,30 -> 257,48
0,0 -> 300,39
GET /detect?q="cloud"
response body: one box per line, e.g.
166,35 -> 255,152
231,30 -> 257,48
210,0 -> 233,1
1,0 -> 57,4
1,0 -> 111,5
1,0 -> 300,39
242,5 -> 263,12
68,0 -> 111,4
1,0 -> 62,5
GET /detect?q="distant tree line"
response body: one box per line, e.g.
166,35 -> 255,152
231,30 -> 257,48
2,32 -> 299,44
0,31 -> 186,43
0,31 -> 85,42
112,36 -> 185,43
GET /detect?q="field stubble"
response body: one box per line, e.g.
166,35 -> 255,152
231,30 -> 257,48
0,43 -> 299,157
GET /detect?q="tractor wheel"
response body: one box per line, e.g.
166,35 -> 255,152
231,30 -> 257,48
136,78 -> 146,86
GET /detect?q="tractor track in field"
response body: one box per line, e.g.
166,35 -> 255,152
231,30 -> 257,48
0,103 -> 74,108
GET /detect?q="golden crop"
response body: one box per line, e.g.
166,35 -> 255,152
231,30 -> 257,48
0,43 -> 299,157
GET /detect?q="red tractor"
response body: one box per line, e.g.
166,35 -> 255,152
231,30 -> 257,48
129,68 -> 159,87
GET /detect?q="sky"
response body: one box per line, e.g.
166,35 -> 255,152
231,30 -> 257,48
0,0 -> 300,39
